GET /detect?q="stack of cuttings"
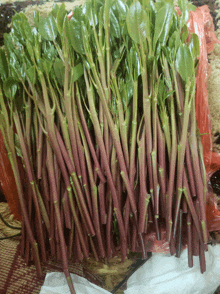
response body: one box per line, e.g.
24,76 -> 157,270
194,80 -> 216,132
0,0 -> 211,293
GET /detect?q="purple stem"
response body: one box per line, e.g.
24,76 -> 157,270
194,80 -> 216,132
62,190 -> 72,230
106,195 -> 113,258
47,131 -> 90,257
14,110 -> 47,263
98,182 -> 107,224
187,211 -> 193,268
183,171 -> 203,243
72,96 -> 93,216
157,117 -> 167,219
185,142 -> 197,197
138,129 -> 149,234
189,104 -> 208,244
47,141 -> 76,294
37,124 -> 43,180
54,127 -> 95,236
84,72 -> 127,261
75,88 -> 106,183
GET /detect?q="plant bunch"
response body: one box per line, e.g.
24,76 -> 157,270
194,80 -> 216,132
0,0 -> 209,292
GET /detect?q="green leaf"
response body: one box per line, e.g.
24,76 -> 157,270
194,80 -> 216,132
181,24 -> 188,43
33,11 -> 40,27
130,47 -> 140,79
188,33 -> 200,59
114,0 -> 127,19
33,34 -> 42,62
14,133 -> 23,158
26,40 -> 35,59
43,60 -> 53,74
82,0 -> 102,27
51,4 -> 60,18
57,3 -> 66,35
187,3 -> 196,12
15,90 -> 23,112
53,58 -> 65,86
26,66 -> 36,85
175,44 -> 194,82
72,63 -> 84,83
11,13 -> 24,43
120,78 -> 133,107
3,77 -> 18,99
153,3 -> 174,49
42,44 -> 57,61
66,16 -> 85,54
38,58 -> 45,73
126,0 -> 149,44
110,9 -> 120,38
0,49 -> 9,81
20,13 -> 34,43
13,13 -> 34,45
121,22 -> 128,36
140,0 -> 150,7
178,0 -> 190,24
168,30 -> 180,51
81,22 -> 90,54
38,14 -> 58,41
157,0 -> 173,3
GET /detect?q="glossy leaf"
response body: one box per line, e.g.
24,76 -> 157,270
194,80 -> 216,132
188,33 -> 200,59
42,44 -> 57,61
51,4 -> 60,18
175,44 -> 194,83
14,133 -> 23,158
33,11 -> 40,27
110,9 -> 120,38
3,77 -> 18,100
43,60 -> 53,74
0,49 -> 9,81
38,58 -> 52,74
126,0 -> 149,44
53,58 -> 65,86
81,22 -> 90,54
130,47 -> 140,79
181,24 -> 188,43
168,30 -> 180,51
26,40 -> 35,59
153,3 -> 174,49
26,66 -> 36,85
38,14 -> 58,41
72,63 -> 84,83
11,13 -> 24,42
178,0 -> 190,24
19,13 -> 34,44
57,3 -> 66,35
114,0 -> 127,18
141,0 -> 150,6
82,0 -> 98,27
66,16 -> 85,55
33,35 -> 42,62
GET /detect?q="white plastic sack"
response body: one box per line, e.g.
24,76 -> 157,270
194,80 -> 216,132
125,244 -> 220,294
39,272 -> 111,294
40,244 -> 220,294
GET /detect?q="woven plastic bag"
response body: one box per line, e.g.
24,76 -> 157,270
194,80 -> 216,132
125,244 -> 220,294
187,5 -> 220,233
0,131 -> 22,221
187,5 -> 220,176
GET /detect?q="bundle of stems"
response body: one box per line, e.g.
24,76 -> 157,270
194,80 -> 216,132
0,0 -> 210,292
